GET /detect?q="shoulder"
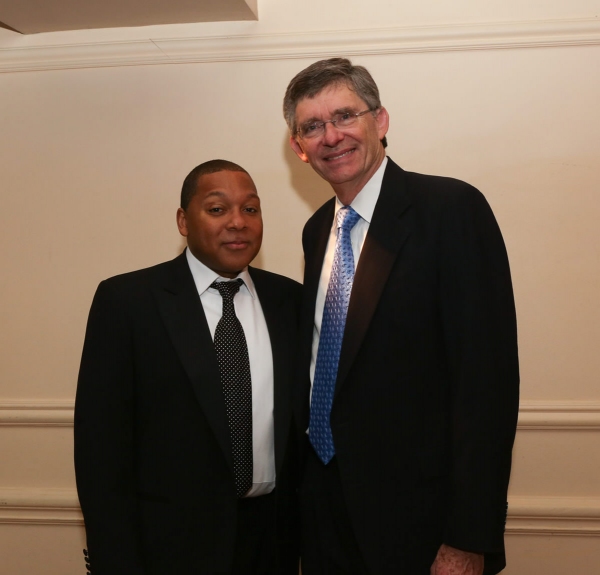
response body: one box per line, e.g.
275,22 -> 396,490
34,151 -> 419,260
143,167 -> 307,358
408,173 -> 501,241
379,161 -> 504,246
94,255 -> 182,299
84,254 -> 186,331
386,157 -> 488,209
405,172 -> 487,211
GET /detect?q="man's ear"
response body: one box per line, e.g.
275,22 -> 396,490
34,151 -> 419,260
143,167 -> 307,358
176,208 -> 189,237
289,135 -> 309,163
376,107 -> 390,141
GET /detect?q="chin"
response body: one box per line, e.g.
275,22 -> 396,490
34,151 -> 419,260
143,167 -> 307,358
225,257 -> 254,273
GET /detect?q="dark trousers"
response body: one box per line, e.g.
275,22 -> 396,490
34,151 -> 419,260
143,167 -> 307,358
300,445 -> 446,575
232,491 -> 278,575
299,445 -> 370,575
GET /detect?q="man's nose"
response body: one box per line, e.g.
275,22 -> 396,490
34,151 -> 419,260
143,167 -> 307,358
227,210 -> 246,229
322,121 -> 344,146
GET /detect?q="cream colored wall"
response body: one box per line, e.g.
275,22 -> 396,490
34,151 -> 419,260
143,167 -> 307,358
1,0 -> 599,573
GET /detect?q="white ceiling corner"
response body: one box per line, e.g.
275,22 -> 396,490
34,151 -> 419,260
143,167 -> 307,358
0,0 -> 258,35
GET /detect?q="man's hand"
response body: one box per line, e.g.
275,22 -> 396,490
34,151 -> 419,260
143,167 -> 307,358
430,544 -> 484,575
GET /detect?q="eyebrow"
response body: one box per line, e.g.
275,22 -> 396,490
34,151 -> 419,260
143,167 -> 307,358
203,191 -> 260,200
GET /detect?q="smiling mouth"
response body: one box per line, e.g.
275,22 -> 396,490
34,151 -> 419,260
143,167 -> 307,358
325,149 -> 355,161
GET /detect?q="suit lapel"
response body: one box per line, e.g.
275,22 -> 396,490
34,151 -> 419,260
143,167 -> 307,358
303,200 -> 335,333
336,160 -> 412,389
152,252 -> 234,473
301,199 -> 335,362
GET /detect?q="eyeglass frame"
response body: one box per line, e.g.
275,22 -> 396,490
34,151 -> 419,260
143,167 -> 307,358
295,107 -> 379,140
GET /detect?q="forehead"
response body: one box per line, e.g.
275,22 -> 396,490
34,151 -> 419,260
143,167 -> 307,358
295,83 -> 368,122
194,170 -> 257,199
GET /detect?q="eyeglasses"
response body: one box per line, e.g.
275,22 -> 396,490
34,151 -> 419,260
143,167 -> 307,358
296,108 -> 376,140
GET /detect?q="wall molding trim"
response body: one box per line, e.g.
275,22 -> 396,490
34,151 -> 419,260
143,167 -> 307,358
0,400 -> 74,426
1,487 -> 599,534
1,399 -> 600,428
0,488 -> 82,525
1,17 -> 599,74
517,401 -> 600,430
507,496 -> 600,536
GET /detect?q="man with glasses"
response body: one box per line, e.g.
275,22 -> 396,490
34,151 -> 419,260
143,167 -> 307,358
283,58 -> 519,575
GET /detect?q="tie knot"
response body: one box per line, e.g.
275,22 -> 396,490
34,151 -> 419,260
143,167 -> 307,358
337,206 -> 361,231
210,279 -> 243,302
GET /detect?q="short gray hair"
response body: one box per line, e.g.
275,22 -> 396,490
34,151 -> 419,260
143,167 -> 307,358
283,57 -> 387,147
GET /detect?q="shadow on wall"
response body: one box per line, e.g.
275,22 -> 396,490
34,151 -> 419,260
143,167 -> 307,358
281,132 -> 333,213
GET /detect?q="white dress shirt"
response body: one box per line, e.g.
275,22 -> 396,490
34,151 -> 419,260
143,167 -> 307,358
310,157 -> 388,391
185,249 -> 275,497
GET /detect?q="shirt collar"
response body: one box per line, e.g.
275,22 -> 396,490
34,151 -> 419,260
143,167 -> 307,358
185,248 -> 257,299
334,156 -> 388,223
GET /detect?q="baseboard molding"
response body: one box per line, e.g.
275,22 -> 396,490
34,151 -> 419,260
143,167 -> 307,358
1,18 -> 599,73
1,487 -> 598,534
2,399 -> 599,429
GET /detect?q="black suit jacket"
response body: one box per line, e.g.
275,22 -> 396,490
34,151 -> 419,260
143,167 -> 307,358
75,251 -> 302,575
296,159 -> 519,574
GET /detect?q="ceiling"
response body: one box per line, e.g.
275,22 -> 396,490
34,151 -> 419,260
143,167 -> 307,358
0,0 -> 257,35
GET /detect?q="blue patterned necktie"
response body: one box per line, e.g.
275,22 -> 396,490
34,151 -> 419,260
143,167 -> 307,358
310,206 -> 361,464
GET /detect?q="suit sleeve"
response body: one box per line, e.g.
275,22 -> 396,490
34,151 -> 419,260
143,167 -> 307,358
437,185 -> 519,568
74,280 -> 145,575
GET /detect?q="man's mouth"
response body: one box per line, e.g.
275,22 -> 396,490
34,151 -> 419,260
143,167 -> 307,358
224,241 -> 249,250
325,149 -> 355,161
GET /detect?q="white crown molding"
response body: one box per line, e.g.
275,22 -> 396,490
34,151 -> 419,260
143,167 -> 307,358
2,399 -> 600,428
1,18 -> 599,74
507,496 -> 600,536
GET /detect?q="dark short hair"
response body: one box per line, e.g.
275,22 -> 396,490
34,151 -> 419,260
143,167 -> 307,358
180,159 -> 250,209
283,57 -> 387,148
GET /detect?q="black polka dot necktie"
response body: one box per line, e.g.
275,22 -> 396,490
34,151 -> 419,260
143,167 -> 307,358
211,279 -> 253,498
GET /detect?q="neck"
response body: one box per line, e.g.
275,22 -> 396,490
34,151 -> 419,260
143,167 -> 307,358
330,152 -> 385,206
331,186 -> 359,206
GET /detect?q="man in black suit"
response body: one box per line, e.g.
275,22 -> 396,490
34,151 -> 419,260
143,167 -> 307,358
283,58 -> 519,575
74,160 -> 301,575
